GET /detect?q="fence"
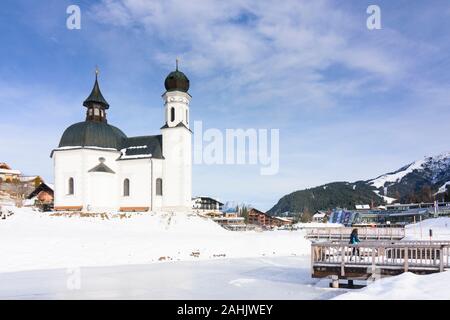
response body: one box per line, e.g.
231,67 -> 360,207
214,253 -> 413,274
306,227 -> 405,241
311,241 -> 450,279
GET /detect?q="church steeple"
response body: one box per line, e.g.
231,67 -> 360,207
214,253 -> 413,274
83,68 -> 109,123
162,60 -> 191,129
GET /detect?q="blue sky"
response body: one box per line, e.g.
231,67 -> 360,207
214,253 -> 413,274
1,0 -> 450,210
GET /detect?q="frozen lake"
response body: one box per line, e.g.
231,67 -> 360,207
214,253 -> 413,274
0,256 -> 347,300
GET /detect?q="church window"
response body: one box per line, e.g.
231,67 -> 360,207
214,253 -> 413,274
94,108 -> 100,116
156,178 -> 163,196
68,177 -> 74,195
123,178 -> 130,196
186,109 -> 188,124
170,107 -> 175,122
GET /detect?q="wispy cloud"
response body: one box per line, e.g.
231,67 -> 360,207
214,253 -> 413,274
1,0 -> 450,210
90,0 -> 411,111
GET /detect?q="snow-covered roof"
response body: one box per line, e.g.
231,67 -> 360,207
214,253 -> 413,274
19,176 -> 39,182
0,168 -> 21,175
313,212 -> 326,218
435,181 -> 450,195
192,196 -> 224,205
118,135 -> 163,160
274,217 -> 292,222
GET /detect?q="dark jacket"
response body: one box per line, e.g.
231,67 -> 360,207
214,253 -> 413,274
349,233 -> 360,245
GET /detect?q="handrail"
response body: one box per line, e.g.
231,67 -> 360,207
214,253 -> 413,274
306,227 -> 405,240
312,241 -> 450,273
313,240 -> 450,247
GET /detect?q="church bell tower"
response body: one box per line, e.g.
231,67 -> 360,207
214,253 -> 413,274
160,60 -> 192,212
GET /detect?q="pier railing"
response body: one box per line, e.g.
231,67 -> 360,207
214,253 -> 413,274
306,227 -> 405,241
311,241 -> 450,279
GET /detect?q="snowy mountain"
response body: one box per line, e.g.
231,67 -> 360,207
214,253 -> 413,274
268,152 -> 450,215
368,152 -> 450,203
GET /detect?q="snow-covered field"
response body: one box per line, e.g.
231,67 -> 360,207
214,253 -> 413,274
2,206 -> 450,300
0,207 -> 310,273
404,217 -> 450,240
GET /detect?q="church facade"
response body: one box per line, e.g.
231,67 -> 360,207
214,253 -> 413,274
51,66 -> 192,213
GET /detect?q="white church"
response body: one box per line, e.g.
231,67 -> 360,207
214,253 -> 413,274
51,64 -> 192,213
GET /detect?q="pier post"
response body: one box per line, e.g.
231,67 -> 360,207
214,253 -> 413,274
404,247 -> 408,272
331,275 -> 339,288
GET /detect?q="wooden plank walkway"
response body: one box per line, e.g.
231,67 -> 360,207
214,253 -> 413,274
306,227 -> 405,241
311,241 -> 450,283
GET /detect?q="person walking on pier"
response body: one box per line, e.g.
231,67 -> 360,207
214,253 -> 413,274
349,228 -> 361,261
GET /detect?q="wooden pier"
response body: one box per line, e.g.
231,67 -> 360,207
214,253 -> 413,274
306,227 -> 405,241
311,241 -> 450,287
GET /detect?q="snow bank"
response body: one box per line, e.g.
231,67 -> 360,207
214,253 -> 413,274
0,207 -> 311,273
334,271 -> 450,300
404,217 -> 450,240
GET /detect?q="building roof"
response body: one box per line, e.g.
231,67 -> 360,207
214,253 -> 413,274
19,176 -> 41,182
192,196 -> 224,205
164,66 -> 190,93
0,163 -> 12,170
0,168 -> 21,175
119,135 -> 163,160
83,73 -> 110,109
58,121 -> 127,150
313,212 -> 326,218
160,121 -> 192,132
88,158 -> 116,174
27,182 -> 54,199
274,217 -> 292,222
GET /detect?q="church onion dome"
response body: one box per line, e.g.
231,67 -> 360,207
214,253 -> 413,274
83,71 -> 110,109
58,121 -> 127,150
164,61 -> 190,93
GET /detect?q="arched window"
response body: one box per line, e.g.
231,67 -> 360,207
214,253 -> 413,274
156,178 -> 163,196
68,177 -> 74,195
123,178 -> 130,197
170,107 -> 175,122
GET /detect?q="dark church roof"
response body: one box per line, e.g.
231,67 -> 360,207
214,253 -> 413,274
164,68 -> 190,93
83,73 -> 110,109
58,121 -> 127,150
119,135 -> 163,160
56,69 -> 186,159
59,72 -> 125,150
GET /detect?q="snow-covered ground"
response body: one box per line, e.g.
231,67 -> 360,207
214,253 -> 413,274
404,217 -> 450,240
334,271 -> 450,300
2,206 -> 450,299
0,256 -> 345,300
0,206 -> 310,273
